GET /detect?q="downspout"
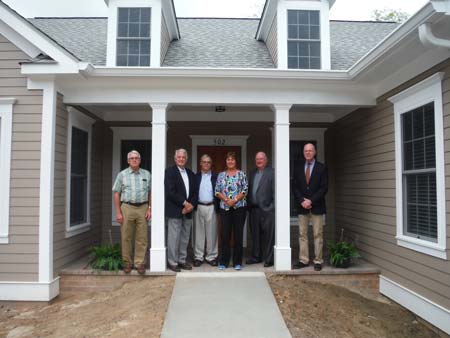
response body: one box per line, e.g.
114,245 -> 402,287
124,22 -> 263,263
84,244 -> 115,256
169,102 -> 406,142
418,22 -> 450,48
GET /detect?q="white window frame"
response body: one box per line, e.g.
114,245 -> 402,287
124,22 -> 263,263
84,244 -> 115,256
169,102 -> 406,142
65,108 -> 95,238
0,98 -> 15,244
389,72 -> 447,259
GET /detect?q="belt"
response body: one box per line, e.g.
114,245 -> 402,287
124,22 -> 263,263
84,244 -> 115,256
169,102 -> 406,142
122,201 -> 148,207
198,202 -> 214,206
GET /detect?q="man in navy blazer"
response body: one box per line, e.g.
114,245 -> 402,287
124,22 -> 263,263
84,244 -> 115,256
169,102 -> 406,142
165,148 -> 198,272
193,154 -> 219,267
292,143 -> 328,271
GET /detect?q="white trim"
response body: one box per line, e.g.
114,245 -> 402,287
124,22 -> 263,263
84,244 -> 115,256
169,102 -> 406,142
65,107 -> 95,238
0,278 -> 59,301
105,0 -> 160,67
0,20 -> 40,58
0,98 -> 15,245
111,127 -> 152,226
380,275 -> 450,335
35,81 -> 57,283
190,135 -> 249,173
389,72 -> 447,260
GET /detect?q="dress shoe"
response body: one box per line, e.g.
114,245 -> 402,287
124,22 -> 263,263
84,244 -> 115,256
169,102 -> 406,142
206,259 -> 218,266
136,264 -> 146,275
168,264 -> 181,272
193,260 -> 203,267
123,263 -> 132,274
314,263 -> 322,271
245,258 -> 262,265
264,262 -> 274,267
292,262 -> 309,269
178,262 -> 193,270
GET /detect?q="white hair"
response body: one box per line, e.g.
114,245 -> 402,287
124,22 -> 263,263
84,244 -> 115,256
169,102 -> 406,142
174,148 -> 188,160
127,150 -> 141,159
200,154 -> 212,162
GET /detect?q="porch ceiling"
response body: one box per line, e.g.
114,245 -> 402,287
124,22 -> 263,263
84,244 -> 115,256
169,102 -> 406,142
78,103 -> 361,124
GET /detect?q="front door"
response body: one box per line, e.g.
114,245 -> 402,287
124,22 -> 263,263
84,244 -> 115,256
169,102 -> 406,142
196,145 -> 242,249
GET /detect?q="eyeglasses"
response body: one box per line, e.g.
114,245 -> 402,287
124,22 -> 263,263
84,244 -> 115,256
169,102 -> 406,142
201,161 -> 212,164
129,157 -> 141,160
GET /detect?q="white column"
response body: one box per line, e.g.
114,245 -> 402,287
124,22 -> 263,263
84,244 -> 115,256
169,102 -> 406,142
149,103 -> 168,271
273,104 -> 292,271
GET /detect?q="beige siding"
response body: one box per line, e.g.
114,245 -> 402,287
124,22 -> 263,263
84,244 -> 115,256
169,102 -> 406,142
52,99 -> 105,274
0,34 -> 41,282
160,14 -> 171,66
331,59 -> 450,310
266,14 -> 278,67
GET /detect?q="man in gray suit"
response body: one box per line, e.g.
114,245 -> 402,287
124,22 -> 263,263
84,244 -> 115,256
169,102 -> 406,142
246,152 -> 275,267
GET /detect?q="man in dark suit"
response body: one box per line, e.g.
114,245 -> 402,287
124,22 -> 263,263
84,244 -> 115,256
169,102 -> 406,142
165,148 -> 198,272
246,152 -> 275,267
292,143 -> 328,271
193,154 -> 219,267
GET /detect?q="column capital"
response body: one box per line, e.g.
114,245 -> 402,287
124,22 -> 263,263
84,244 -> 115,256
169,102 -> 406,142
149,103 -> 170,111
271,104 -> 292,113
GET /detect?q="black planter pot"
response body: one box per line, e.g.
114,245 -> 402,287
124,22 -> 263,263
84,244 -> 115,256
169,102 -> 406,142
333,258 -> 351,268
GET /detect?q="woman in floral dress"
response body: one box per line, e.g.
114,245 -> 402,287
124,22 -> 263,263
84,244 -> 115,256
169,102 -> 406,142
215,152 -> 248,270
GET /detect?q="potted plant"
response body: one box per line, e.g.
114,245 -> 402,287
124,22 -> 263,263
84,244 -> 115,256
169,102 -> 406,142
89,243 -> 123,272
327,229 -> 360,268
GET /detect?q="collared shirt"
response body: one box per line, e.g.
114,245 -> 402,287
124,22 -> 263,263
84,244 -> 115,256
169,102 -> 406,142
112,167 -> 151,203
304,159 -> 316,174
252,169 -> 263,202
215,170 -> 248,211
178,166 -> 189,197
199,171 -> 214,203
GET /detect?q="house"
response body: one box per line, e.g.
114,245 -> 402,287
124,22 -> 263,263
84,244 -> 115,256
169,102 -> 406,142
0,0 -> 449,333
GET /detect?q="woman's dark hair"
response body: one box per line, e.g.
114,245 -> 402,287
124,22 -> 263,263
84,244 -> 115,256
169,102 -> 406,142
226,151 -> 236,160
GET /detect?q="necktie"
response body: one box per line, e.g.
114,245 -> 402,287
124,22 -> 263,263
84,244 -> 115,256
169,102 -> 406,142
305,162 -> 311,185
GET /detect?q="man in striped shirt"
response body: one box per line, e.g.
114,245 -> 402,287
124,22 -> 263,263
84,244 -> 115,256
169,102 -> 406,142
113,150 -> 151,274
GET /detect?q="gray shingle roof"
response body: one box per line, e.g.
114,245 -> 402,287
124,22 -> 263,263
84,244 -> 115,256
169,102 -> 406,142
163,18 -> 274,68
29,18 -> 107,65
330,21 -> 399,70
27,17 -> 398,70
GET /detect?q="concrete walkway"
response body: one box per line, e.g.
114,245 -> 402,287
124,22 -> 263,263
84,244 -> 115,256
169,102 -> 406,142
161,272 -> 291,338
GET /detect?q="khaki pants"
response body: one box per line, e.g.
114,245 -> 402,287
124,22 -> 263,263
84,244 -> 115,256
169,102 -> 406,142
298,213 -> 324,265
120,203 -> 148,266
194,205 -> 218,262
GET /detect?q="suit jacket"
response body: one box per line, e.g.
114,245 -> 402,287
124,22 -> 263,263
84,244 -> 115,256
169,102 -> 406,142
165,165 -> 198,219
194,171 -> 219,211
248,167 -> 275,213
292,160 -> 328,215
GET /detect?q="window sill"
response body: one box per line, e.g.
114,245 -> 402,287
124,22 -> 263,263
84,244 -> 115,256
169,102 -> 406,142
0,235 -> 8,244
396,235 -> 447,260
65,223 -> 91,238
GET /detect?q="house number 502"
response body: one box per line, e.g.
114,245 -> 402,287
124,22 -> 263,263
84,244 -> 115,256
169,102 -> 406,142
214,138 -> 226,145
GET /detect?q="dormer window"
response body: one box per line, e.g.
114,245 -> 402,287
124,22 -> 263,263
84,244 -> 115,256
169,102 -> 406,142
116,7 -> 151,66
287,10 -> 321,69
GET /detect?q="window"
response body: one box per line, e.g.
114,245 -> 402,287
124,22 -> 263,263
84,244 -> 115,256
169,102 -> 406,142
66,109 -> 94,237
0,98 -> 14,244
389,73 -> 447,259
287,10 -> 321,69
116,7 -> 151,66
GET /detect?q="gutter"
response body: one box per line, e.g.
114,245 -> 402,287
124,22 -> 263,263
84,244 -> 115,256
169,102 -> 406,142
419,22 -> 450,48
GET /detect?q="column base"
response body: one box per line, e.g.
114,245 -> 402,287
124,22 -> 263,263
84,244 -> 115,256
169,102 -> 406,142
150,247 -> 166,272
274,246 -> 291,271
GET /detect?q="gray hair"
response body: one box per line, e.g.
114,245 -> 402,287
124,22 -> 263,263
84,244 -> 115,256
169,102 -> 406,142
200,154 -> 212,163
255,151 -> 268,160
174,148 -> 188,160
127,150 -> 141,159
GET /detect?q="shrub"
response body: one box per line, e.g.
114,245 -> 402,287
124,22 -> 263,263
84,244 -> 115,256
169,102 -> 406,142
89,244 -> 123,272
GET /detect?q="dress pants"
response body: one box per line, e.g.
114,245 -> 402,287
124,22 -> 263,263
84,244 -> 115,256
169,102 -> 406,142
167,216 -> 192,267
194,204 -> 218,262
120,203 -> 148,266
219,207 -> 246,267
298,212 -> 324,265
249,207 -> 275,264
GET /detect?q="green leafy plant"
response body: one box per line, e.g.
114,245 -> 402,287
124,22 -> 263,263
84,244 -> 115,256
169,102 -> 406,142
89,244 -> 123,272
327,229 -> 360,268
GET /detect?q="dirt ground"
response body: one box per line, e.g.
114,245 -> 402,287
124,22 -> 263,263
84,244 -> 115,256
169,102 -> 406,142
268,274 -> 445,338
0,276 -> 175,338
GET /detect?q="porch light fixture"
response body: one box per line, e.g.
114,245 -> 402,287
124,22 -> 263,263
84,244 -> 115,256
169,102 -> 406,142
215,106 -> 226,112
